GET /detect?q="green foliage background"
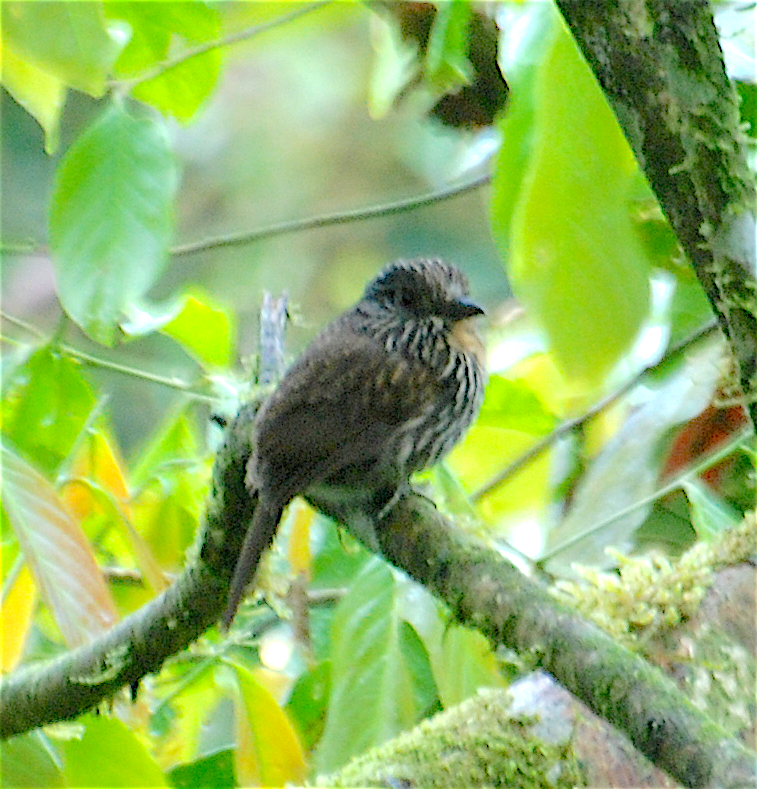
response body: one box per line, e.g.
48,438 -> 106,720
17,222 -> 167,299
1,1 -> 753,786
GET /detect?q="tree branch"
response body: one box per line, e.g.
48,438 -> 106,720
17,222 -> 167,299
3,401 -> 754,787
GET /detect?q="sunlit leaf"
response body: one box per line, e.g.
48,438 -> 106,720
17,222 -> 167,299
105,2 -> 222,120
424,0 -> 473,91
59,715 -> 166,787
435,625 -> 506,708
1,42 -> 66,153
474,375 -> 555,433
2,2 -> 123,96
1,346 -> 96,477
1,442 -> 118,647
0,562 -> 37,672
161,292 -> 235,369
63,430 -> 130,523
49,101 -> 177,345
63,430 -> 167,594
0,731 -> 65,788
131,409 -> 207,568
230,662 -> 308,787
491,5 -> 650,388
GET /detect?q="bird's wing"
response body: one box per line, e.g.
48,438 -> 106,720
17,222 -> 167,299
250,315 -> 440,502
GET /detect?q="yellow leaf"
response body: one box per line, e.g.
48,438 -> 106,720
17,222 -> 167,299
0,563 -> 36,672
287,500 -> 313,577
231,662 -> 307,787
1,42 -> 65,153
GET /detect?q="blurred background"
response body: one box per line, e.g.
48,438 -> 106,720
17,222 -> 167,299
2,2 -> 508,455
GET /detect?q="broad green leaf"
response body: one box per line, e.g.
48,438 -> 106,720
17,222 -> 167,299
1,345 -> 96,477
2,2 -> 123,97
0,731 -> 65,788
682,479 -> 742,540
1,443 -> 118,647
315,560 -> 438,773
1,42 -> 66,153
230,663 -> 308,788
425,0 -> 473,92
492,6 -> 650,388
310,519 -> 372,590
49,101 -> 176,346
391,563 -> 506,708
489,3 -> 554,258
105,2 -> 221,120
59,715 -> 166,787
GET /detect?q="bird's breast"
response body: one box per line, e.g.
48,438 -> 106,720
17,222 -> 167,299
448,318 -> 486,371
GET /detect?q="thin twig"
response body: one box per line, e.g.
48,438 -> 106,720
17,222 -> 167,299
171,173 -> 492,257
112,2 -> 330,91
471,318 -> 721,502
1,311 -> 216,401
2,176 -> 492,263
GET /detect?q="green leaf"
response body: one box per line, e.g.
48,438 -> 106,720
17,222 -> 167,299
121,290 -> 235,369
425,0 -> 473,92
367,11 -> 420,119
315,560 -> 438,773
489,3 -> 554,258
285,660 -> 331,750
435,625 -> 506,708
1,345 -> 96,477
105,2 -> 221,120
131,408 -> 207,567
682,479 -> 742,540
1,42 -> 66,153
475,375 -> 555,433
49,101 -> 177,345
2,2 -> 123,97
168,749 -> 235,789
161,292 -> 234,368
0,731 -> 65,788
1,442 -> 118,648
492,6 -> 650,387
59,715 -> 167,787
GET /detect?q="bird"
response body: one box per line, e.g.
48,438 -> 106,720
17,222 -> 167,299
222,257 -> 487,629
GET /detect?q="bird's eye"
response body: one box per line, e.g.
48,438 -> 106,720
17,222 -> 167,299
396,288 -> 415,311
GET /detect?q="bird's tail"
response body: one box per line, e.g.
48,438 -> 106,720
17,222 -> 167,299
221,498 -> 283,630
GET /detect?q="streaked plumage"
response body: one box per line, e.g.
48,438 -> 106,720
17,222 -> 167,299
222,258 -> 486,628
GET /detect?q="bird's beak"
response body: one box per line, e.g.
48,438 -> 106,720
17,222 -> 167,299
450,296 -> 485,320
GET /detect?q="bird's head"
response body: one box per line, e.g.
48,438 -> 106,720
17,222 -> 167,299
363,258 -> 484,324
